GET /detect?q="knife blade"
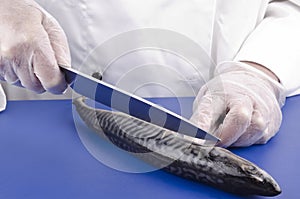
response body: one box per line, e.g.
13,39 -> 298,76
60,65 -> 220,143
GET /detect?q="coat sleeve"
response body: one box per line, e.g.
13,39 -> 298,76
234,0 -> 300,96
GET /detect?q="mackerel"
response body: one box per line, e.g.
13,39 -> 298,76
73,97 -> 281,196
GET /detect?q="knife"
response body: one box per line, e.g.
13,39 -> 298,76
60,65 -> 220,143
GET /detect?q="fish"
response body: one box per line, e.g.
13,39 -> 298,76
73,96 -> 281,196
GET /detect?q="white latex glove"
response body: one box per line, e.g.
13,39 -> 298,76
0,0 -> 71,94
0,84 -> 6,112
190,61 -> 285,148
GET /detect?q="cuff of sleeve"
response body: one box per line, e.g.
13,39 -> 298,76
234,52 -> 300,97
215,61 -> 286,107
233,13 -> 300,97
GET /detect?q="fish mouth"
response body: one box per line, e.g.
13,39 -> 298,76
234,170 -> 281,196
215,176 -> 281,196
252,174 -> 282,196
263,184 -> 282,197
244,181 -> 281,196
247,166 -> 282,196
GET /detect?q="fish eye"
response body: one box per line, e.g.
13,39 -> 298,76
241,164 -> 265,182
241,164 -> 257,174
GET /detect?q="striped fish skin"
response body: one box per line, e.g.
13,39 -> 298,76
73,97 -> 281,196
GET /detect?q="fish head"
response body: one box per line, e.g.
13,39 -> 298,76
208,147 -> 281,196
237,163 -> 282,196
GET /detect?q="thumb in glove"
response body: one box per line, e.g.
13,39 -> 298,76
0,84 -> 6,112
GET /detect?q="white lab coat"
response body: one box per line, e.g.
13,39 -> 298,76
2,0 -> 300,100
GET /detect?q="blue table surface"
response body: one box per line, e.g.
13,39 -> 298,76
0,96 -> 299,199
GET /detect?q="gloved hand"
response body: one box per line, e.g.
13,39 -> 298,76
0,0 -> 71,94
0,84 -> 6,112
190,61 -> 285,147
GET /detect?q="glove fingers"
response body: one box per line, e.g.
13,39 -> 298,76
190,94 -> 227,135
32,28 -> 68,94
231,110 -> 267,147
42,12 -> 71,67
14,48 -> 45,93
255,106 -> 282,144
252,93 -> 282,144
215,96 -> 253,148
0,57 -> 18,83
0,30 -> 46,93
